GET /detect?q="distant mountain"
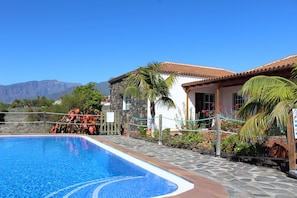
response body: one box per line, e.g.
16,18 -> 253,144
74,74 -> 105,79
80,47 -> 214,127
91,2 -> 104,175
94,82 -> 110,96
47,82 -> 110,99
0,80 -> 110,104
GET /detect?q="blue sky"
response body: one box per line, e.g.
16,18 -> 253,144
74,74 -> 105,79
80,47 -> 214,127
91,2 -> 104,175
1,0 -> 296,85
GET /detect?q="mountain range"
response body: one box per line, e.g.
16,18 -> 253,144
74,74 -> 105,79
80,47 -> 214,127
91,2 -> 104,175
0,80 -> 110,104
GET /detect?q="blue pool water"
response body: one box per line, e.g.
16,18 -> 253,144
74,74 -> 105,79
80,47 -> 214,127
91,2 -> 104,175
0,135 -> 191,197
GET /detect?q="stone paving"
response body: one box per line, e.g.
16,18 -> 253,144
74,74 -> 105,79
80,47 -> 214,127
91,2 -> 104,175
98,135 -> 297,198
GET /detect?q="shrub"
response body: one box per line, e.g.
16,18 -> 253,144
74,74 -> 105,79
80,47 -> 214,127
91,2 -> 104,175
234,142 -> 268,156
221,120 -> 243,133
163,131 -> 203,150
221,134 -> 237,154
165,134 -> 181,148
138,126 -> 147,137
234,142 -> 252,155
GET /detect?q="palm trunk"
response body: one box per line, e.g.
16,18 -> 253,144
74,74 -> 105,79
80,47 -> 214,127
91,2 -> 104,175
150,101 -> 155,138
151,117 -> 155,138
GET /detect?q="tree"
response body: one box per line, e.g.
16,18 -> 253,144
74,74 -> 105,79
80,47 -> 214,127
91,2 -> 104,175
238,64 -> 297,141
61,82 -> 104,112
0,102 -> 9,124
124,62 -> 177,137
11,99 -> 24,108
32,96 -> 54,107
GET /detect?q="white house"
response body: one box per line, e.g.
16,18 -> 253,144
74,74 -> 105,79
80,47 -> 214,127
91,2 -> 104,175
108,62 -> 235,132
182,54 -> 297,126
108,54 -> 297,133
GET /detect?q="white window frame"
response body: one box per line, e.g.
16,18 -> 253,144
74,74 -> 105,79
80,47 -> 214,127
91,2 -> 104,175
123,95 -> 132,110
233,93 -> 244,110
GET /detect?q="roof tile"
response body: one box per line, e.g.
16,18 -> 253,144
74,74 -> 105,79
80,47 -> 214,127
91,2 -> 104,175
182,54 -> 297,87
161,62 -> 235,77
248,54 -> 297,72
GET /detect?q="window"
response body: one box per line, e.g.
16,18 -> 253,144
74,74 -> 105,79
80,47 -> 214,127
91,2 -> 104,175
195,93 -> 215,117
203,93 -> 215,113
195,93 -> 215,128
233,93 -> 244,110
123,95 -> 132,110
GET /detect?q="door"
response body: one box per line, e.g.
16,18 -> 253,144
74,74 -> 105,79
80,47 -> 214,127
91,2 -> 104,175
195,93 -> 215,128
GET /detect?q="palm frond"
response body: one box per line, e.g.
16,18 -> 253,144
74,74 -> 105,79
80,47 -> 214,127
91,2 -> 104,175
268,100 -> 291,127
239,74 -> 297,137
156,96 -> 176,109
238,112 -> 269,141
239,75 -> 297,102
124,86 -> 142,97
165,73 -> 177,88
291,64 -> 297,79
238,96 -> 261,119
123,61 -> 177,118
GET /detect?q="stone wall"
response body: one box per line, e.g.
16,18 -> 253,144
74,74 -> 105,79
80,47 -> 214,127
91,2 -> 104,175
109,79 -> 147,133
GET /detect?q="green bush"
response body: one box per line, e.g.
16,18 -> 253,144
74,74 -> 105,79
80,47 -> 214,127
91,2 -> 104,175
138,126 -> 147,137
181,131 -> 203,149
234,142 -> 268,156
165,135 -> 181,148
161,128 -> 171,142
234,142 -> 252,155
221,134 -> 237,154
221,120 -> 243,133
163,131 -> 202,150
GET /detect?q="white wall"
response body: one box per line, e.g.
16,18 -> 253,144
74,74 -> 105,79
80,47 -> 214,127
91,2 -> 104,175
219,85 -> 242,117
187,85 -> 217,116
186,85 -> 243,120
150,74 -> 204,131
146,73 -> 244,131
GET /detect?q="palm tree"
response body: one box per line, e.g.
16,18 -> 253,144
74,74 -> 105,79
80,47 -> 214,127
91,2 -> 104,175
124,62 -> 177,137
238,64 -> 297,141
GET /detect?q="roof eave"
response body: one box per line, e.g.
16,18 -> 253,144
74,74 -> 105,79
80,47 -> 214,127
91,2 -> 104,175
182,63 -> 295,88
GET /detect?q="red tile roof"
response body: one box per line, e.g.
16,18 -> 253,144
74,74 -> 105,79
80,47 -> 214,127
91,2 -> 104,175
108,62 -> 235,83
248,54 -> 297,72
161,62 -> 235,77
109,55 -> 297,85
182,54 -> 297,88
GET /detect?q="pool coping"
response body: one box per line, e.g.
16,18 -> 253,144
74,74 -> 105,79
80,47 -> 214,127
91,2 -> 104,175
91,136 -> 229,198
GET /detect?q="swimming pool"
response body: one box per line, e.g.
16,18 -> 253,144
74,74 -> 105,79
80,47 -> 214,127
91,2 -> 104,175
0,135 -> 193,197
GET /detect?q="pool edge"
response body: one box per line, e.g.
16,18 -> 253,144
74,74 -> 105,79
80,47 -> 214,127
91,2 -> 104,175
90,135 -> 229,198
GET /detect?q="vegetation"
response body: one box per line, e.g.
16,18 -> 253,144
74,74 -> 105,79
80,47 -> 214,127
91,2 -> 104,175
134,127 -> 204,150
174,103 -> 203,130
3,83 -> 105,123
238,64 -> 297,141
0,102 -> 10,112
59,82 -> 104,113
7,82 -> 104,112
0,102 -> 9,124
0,83 -> 105,135
10,96 -> 54,109
124,62 -> 177,137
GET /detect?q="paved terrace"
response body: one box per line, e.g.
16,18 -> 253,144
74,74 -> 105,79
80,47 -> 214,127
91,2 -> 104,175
93,135 -> 297,198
